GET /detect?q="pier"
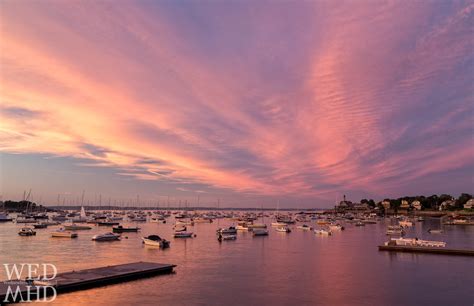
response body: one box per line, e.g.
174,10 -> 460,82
0,261 -> 176,304
378,245 -> 474,256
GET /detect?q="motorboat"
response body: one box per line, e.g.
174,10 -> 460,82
216,226 -> 237,234
18,227 -> 36,236
0,214 -> 13,222
113,225 -> 140,233
64,223 -> 92,230
428,229 -> 444,234
142,235 -> 170,248
248,223 -> 267,229
97,220 -> 120,226
92,232 -> 121,241
297,224 -> 313,231
33,223 -> 48,229
236,224 -> 249,231
275,226 -> 291,233
175,220 -> 194,226
355,221 -> 365,227
385,237 -> 446,248
192,217 -> 213,223
150,217 -> 166,223
314,229 -> 332,236
271,222 -> 287,227
329,224 -> 344,231
217,233 -> 237,241
51,228 -> 78,238
130,216 -> 147,222
252,229 -> 269,236
173,231 -> 194,238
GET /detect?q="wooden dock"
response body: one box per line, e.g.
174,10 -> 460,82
1,261 -> 175,304
379,245 -> 474,256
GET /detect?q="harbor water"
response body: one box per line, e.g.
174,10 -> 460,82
1,215 -> 473,305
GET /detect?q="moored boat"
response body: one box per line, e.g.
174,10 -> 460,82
142,235 -> 170,248
33,223 -> 48,229
252,229 -> 269,236
314,229 -> 332,236
64,223 -> 92,230
217,226 -> 237,234
113,225 -> 140,233
275,226 -> 291,233
297,224 -> 313,231
173,231 -> 194,238
92,232 -> 121,241
18,227 -> 36,236
51,229 -> 78,238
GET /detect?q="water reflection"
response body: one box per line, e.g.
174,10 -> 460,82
0,216 -> 472,305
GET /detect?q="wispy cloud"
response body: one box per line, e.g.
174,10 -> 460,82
0,1 -> 472,203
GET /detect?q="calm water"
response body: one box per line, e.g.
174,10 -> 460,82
1,214 -> 473,305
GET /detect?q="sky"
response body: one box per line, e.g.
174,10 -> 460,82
0,1 -> 473,208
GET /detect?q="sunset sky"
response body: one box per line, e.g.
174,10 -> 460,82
0,1 -> 473,207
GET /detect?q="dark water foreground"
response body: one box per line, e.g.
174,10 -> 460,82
1,217 -> 472,305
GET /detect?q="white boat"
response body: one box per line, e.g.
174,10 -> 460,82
385,237 -> 446,248
271,222 -> 287,227
275,226 -> 291,233
150,217 -> 166,223
218,233 -> 237,241
192,217 -> 213,223
314,229 -> 332,236
142,235 -> 170,248
329,224 -> 344,231
386,229 -> 404,235
428,229 -> 444,234
92,232 -> 121,241
217,226 -> 237,234
297,224 -> 313,231
175,220 -> 194,226
51,229 -> 78,238
252,229 -> 269,236
236,225 -> 249,231
248,223 -> 267,229
173,232 -> 194,238
64,223 -> 92,230
18,227 -> 36,236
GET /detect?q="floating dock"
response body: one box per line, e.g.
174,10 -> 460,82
0,261 -> 175,304
379,245 -> 474,256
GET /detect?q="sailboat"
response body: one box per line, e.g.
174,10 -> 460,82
71,206 -> 88,223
